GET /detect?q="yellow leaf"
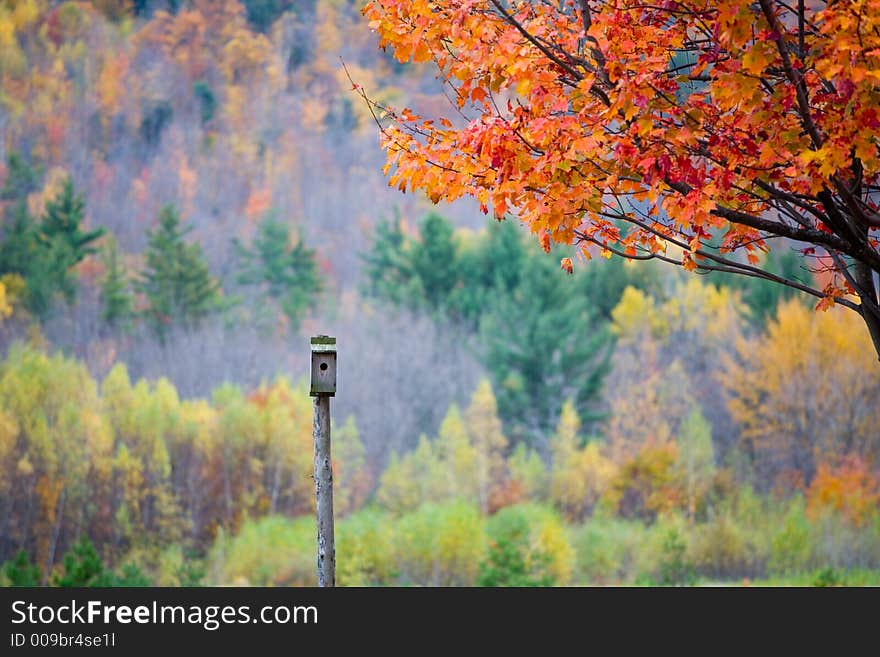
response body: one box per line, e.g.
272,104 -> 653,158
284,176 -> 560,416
742,46 -> 772,75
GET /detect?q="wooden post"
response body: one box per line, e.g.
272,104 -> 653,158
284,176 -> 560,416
310,335 -> 336,587
313,394 -> 334,587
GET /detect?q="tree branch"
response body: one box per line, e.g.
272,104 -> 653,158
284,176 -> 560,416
758,0 -> 823,149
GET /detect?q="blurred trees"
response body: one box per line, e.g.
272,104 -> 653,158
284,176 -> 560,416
0,343 -> 365,576
481,247 -> 611,446
0,163 -> 103,318
713,249 -> 813,325
677,409 -> 715,522
241,0 -> 296,33
234,215 -> 320,330
99,236 -> 134,327
549,401 -> 615,522
0,339 -> 878,586
138,204 -> 221,338
377,380 -> 509,514
362,213 -> 614,446
0,0 -> 384,346
724,300 -> 880,489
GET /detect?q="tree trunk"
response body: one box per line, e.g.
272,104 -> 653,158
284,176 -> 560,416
853,253 -> 880,362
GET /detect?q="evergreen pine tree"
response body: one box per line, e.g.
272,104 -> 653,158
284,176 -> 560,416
0,172 -> 103,317
52,536 -> 106,587
38,177 -> 104,304
449,219 -> 525,327
480,249 -> 612,449
409,212 -> 459,310
478,511 -> 554,586
358,211 -> 613,449
0,154 -> 48,317
360,215 -> 416,306
138,204 -> 221,338
0,152 -> 42,201
235,217 -> 320,329
40,178 -> 104,264
0,199 -> 69,318
0,203 -> 40,283
100,236 -> 134,328
2,549 -> 41,586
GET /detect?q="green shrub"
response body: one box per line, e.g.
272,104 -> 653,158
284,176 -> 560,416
812,567 -> 842,587
769,496 -> 812,576
2,550 -> 41,587
573,515 -> 650,585
497,504 -> 575,585
656,526 -> 697,586
630,514 -> 696,586
49,537 -> 152,587
395,500 -> 486,586
337,508 -> 397,586
479,505 -> 557,586
52,536 -> 108,587
691,512 -> 765,580
207,516 -> 316,586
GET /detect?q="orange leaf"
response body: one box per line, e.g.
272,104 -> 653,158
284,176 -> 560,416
540,232 -> 551,253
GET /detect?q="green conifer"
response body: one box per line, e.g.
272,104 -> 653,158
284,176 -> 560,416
138,204 -> 221,338
235,217 -> 320,329
100,236 -> 134,328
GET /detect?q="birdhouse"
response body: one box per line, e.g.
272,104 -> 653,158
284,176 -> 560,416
310,335 -> 337,397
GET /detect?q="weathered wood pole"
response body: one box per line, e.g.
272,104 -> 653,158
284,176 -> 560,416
310,335 -> 337,587
313,395 -> 334,586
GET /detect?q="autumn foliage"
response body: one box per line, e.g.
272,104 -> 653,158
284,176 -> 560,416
0,0 -> 878,587
361,0 -> 880,357
807,457 -> 880,527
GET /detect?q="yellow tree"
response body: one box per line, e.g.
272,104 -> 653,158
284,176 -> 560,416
0,278 -> 14,322
676,408 -> 716,522
433,404 -> 480,502
254,379 -> 314,517
549,400 -> 616,520
507,442 -> 547,504
332,416 -> 372,517
377,434 -> 446,514
724,299 -> 880,486
605,278 -> 744,462
378,402 -> 485,512
464,379 -> 508,513
0,345 -> 107,573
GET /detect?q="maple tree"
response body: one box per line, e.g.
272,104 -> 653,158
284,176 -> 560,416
360,0 -> 880,358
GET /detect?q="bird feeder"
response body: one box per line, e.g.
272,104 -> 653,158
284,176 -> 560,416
310,335 -> 337,397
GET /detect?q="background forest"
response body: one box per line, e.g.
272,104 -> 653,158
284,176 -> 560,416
0,0 -> 878,587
